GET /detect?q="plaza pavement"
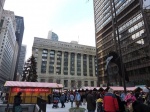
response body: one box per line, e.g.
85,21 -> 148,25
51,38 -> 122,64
46,102 -> 88,112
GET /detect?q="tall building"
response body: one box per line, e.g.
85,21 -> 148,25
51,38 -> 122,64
0,10 -> 17,87
47,31 -> 59,41
17,45 -> 26,77
0,0 -> 5,20
13,16 -> 24,80
32,37 -> 97,90
93,0 -> 150,86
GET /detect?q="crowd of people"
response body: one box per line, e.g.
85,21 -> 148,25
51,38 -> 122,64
48,86 -> 150,112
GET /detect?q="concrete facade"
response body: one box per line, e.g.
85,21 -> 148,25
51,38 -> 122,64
32,37 -> 97,90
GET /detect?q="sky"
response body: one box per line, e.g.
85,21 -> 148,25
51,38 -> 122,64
4,0 -> 95,60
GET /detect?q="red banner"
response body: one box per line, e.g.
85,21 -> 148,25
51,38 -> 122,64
11,87 -> 50,93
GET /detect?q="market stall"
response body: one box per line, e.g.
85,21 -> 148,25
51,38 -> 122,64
4,81 -> 63,104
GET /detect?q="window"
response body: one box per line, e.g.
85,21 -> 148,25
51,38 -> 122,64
41,79 -> 45,82
64,80 -> 68,87
84,81 -> 88,86
91,81 -> 94,86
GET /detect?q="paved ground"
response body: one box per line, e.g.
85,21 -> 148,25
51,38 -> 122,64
46,102 -> 88,112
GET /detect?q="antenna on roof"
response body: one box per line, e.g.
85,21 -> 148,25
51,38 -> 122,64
78,35 -> 79,44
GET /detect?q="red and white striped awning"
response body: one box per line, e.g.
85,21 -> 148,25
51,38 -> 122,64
109,86 -> 124,91
4,81 -> 63,88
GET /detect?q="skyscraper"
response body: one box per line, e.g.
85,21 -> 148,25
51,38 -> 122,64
17,45 -> 26,77
13,16 -> 24,80
93,0 -> 150,86
47,31 -> 59,41
0,10 -> 17,87
0,0 -> 5,20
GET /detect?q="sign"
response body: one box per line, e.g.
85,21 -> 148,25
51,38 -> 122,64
11,87 -> 50,93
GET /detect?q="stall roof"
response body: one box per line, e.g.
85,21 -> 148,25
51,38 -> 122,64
4,81 -> 63,88
126,87 -> 138,91
110,86 -> 124,91
57,84 -> 63,88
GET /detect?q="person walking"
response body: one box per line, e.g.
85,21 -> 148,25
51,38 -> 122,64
96,96 -> 103,112
86,90 -> 96,112
48,93 -> 52,104
13,92 -> 22,112
103,88 -> 119,112
75,92 -> 81,108
115,92 -> 125,112
82,92 -> 86,105
60,93 -> 65,108
70,93 -> 74,107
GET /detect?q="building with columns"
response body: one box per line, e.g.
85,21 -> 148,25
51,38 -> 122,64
32,37 -> 97,90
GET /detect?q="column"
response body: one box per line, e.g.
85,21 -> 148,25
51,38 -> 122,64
37,49 -> 42,73
87,55 -> 90,76
75,53 -> 77,76
68,79 -> 71,90
54,50 -> 57,74
68,52 -> 71,75
46,49 -> 50,74
81,54 -> 83,76
92,55 -> 95,76
61,51 -> 64,75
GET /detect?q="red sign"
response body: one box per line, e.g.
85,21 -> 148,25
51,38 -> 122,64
11,88 -> 50,93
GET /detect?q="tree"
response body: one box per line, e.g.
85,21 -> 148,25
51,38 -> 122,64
22,55 -> 38,82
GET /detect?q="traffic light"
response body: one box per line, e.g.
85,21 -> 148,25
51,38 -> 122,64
106,51 -> 129,82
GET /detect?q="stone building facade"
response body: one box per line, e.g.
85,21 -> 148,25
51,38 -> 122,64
32,37 -> 97,90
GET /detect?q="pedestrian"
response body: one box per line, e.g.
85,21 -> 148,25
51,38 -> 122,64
13,92 -> 22,112
132,100 -> 150,112
115,92 -> 125,112
75,92 -> 81,108
86,90 -> 96,112
103,88 -> 119,112
124,92 -> 136,112
60,93 -> 65,108
82,92 -> 86,105
96,96 -> 103,112
70,93 -> 74,107
48,93 -> 51,104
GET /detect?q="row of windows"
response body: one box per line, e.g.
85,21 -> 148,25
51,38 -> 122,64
119,13 -> 143,33
116,0 -> 133,15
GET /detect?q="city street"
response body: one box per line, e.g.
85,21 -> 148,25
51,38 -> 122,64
46,102 -> 88,112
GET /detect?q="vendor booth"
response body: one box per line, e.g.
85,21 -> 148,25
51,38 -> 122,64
4,81 -> 63,104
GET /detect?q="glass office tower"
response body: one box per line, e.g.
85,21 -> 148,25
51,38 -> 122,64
94,0 -> 150,86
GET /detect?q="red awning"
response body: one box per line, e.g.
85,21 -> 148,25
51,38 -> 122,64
4,81 -> 63,88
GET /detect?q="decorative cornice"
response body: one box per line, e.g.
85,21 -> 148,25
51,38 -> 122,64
33,37 -> 96,55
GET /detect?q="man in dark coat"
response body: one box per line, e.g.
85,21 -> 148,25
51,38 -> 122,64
132,101 -> 150,112
115,92 -> 125,112
60,93 -> 65,108
13,92 -> 22,112
48,93 -> 51,104
86,90 -> 96,112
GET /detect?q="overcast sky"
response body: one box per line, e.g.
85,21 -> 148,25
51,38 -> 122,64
4,0 -> 95,60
